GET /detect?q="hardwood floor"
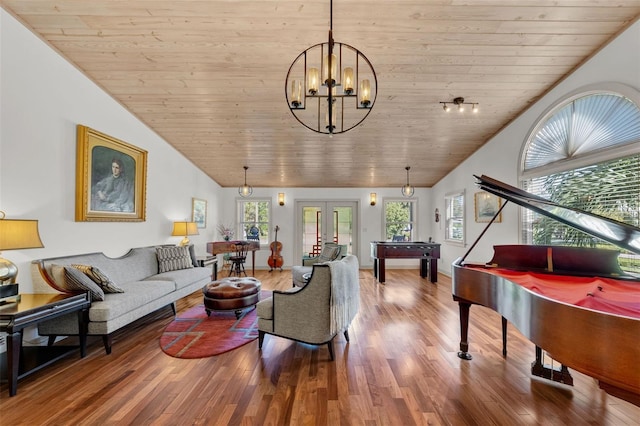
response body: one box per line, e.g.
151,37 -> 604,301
1,269 -> 639,425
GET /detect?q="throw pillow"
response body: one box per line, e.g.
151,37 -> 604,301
156,246 -> 194,273
63,267 -> 105,301
71,264 -> 125,294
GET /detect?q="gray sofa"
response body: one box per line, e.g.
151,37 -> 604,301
31,245 -> 212,354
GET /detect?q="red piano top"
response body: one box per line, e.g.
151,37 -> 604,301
468,266 -> 640,319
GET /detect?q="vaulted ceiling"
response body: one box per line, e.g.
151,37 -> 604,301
3,1 -> 640,189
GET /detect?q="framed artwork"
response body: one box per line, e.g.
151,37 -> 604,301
75,125 -> 147,222
474,191 -> 502,223
192,198 -> 207,228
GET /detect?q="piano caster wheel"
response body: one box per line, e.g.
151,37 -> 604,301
457,351 -> 473,360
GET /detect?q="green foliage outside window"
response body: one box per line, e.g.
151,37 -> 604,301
526,155 -> 639,273
384,201 -> 414,241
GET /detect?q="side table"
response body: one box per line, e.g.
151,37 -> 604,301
197,256 -> 218,281
0,293 -> 90,396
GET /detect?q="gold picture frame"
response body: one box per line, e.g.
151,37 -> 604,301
474,191 -> 502,223
75,125 -> 147,222
192,198 -> 207,228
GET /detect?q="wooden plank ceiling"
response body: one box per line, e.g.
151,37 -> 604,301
3,1 -> 640,189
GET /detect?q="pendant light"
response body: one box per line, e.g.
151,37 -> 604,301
238,166 -> 253,197
401,166 -> 414,197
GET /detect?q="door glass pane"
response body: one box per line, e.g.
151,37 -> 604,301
302,206 -> 322,256
333,205 -> 353,255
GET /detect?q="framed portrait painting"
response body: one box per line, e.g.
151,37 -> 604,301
75,125 -> 147,222
474,191 -> 502,223
192,198 -> 207,228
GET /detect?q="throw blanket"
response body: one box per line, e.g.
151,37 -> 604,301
328,255 -> 360,335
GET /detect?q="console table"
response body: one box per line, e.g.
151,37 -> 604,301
206,240 -> 260,276
0,293 -> 90,396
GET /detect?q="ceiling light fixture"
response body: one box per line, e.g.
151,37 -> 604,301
401,166 -> 415,197
285,0 -> 377,135
440,97 -> 479,114
238,166 -> 253,197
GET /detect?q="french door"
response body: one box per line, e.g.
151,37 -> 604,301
295,201 -> 358,263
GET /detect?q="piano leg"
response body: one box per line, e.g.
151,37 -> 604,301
456,300 -> 473,360
502,316 -> 507,357
531,346 -> 574,386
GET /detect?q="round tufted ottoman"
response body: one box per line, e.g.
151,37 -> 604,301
202,277 -> 261,319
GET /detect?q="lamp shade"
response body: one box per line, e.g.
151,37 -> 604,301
0,216 -> 44,286
171,221 -> 199,237
171,221 -> 199,247
0,219 -> 44,250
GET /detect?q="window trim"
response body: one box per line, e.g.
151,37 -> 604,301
519,83 -> 640,181
236,198 -> 272,245
444,190 -> 465,246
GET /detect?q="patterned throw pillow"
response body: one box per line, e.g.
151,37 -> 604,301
318,245 -> 340,262
71,264 -> 125,293
156,246 -> 194,273
63,266 -> 105,301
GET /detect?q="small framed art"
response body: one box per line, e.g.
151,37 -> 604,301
192,198 -> 207,228
474,191 -> 502,223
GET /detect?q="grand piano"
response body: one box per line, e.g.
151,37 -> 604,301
452,175 -> 640,406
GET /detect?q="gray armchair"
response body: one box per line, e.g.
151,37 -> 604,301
292,242 -> 342,287
256,255 -> 360,360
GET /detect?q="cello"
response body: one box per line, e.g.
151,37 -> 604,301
268,225 -> 283,272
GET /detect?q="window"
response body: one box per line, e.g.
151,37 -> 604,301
445,191 -> 465,244
237,199 -> 271,245
521,91 -> 640,273
383,200 -> 416,241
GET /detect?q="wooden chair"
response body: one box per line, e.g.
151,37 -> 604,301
228,241 -> 250,276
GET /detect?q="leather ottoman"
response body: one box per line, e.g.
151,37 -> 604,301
202,277 -> 261,319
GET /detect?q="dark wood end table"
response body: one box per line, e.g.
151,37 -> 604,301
0,293 -> 90,396
197,256 -> 218,281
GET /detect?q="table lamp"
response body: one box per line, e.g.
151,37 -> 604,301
171,221 -> 199,246
0,211 -> 44,298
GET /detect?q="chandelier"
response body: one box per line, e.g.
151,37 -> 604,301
285,0 -> 377,135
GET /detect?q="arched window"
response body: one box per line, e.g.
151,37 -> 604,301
520,89 -> 640,273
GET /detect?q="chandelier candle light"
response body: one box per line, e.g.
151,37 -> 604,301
285,0 -> 377,135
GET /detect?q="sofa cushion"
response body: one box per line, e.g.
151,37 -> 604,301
87,280 -> 175,322
61,265 -> 105,301
71,264 -> 125,293
147,266 -> 212,290
156,246 -> 194,273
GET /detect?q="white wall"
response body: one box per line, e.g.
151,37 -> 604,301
432,19 -> 640,274
1,10 -> 221,293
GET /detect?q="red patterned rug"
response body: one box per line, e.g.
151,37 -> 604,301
160,291 -> 270,359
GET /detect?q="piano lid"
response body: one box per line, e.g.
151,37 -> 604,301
475,175 -> 640,255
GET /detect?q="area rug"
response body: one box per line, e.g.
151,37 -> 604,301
160,291 -> 270,359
